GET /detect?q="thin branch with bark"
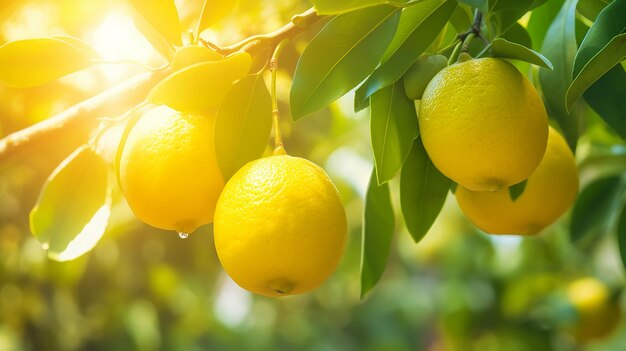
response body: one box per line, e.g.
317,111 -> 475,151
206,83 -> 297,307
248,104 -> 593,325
0,8 -> 324,163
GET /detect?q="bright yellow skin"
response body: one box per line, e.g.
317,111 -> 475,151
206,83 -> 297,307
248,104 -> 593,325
117,106 -> 224,233
455,127 -> 578,235
214,155 -> 347,297
419,58 -> 549,191
566,277 -> 621,342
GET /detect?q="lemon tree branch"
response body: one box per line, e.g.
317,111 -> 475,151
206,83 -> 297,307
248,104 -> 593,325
0,70 -> 169,163
208,8 -> 322,55
0,8 -> 322,163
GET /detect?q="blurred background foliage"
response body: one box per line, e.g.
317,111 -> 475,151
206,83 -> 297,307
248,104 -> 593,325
1,0 -> 626,350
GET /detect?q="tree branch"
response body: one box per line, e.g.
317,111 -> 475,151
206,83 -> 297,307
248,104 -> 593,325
207,8 -> 321,55
0,8 -> 324,163
0,70 -> 169,163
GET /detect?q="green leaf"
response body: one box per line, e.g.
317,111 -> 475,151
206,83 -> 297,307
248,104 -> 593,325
490,0 -> 549,35
371,81 -> 418,184
147,52 -> 252,113
490,38 -> 553,69
537,0 -> 580,151
577,0 -> 610,22
290,5 -> 400,119
526,0 -> 564,51
567,34 -> 626,111
0,38 -> 93,88
400,137 -> 450,243
570,175 -> 622,243
127,0 -> 181,48
508,179 -> 528,201
196,0 -> 237,35
355,0 -> 457,106
583,65 -> 626,139
215,74 -> 272,180
361,169 -> 395,298
30,146 -> 111,261
457,0 -> 487,13
501,22 -> 532,50
573,0 -> 626,76
567,0 -> 626,118
310,0 -> 410,15
354,82 -> 371,112
618,203 -> 626,271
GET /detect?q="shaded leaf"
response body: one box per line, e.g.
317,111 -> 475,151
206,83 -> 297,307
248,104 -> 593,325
618,203 -> 626,272
537,0 -> 580,150
570,175 -> 621,242
583,65 -> 626,139
147,52 -> 251,113
361,169 -> 395,298
356,0 -> 457,106
354,82 -> 371,112
457,0 -> 487,13
490,38 -> 553,69
567,34 -> 626,111
508,179 -> 528,201
501,22 -> 532,49
577,0 -> 610,22
197,0 -> 237,35
490,0 -> 547,34
30,146 -> 111,261
400,137 -> 450,243
127,0 -> 181,47
371,81 -> 418,184
215,74 -> 272,180
568,0 -> 626,125
290,5 -> 400,119
573,0 -> 626,76
526,0 -> 564,51
310,0 -> 410,15
0,38 -> 93,88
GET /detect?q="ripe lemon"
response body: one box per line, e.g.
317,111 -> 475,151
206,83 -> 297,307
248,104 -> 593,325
419,58 -> 549,192
213,155 -> 347,297
117,105 -> 224,234
566,277 -> 621,342
455,126 -> 578,235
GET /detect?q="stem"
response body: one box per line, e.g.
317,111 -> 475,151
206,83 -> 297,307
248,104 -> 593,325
453,9 -> 485,61
219,8 -> 320,55
0,70 -> 169,163
270,39 -> 289,155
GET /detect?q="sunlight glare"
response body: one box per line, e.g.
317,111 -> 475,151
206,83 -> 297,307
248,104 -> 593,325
86,12 -> 160,81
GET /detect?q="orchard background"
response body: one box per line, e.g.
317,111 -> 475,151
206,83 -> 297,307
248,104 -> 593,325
0,0 -> 626,350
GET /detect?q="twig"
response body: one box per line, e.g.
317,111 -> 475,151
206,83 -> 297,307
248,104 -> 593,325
218,8 -> 320,55
0,70 -> 169,163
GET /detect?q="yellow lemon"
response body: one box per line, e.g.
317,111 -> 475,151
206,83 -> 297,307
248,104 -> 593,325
213,155 -> 347,297
117,105 -> 224,234
455,126 -> 578,235
566,277 -> 621,342
419,58 -> 549,191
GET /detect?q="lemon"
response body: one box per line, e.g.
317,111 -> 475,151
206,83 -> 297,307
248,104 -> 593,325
566,277 -> 621,342
455,126 -> 578,235
117,105 -> 224,234
419,58 -> 549,192
213,155 -> 347,297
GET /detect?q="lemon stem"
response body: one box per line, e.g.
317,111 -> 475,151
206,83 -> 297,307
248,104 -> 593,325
270,39 -> 289,155
455,9 -> 485,61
